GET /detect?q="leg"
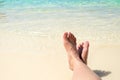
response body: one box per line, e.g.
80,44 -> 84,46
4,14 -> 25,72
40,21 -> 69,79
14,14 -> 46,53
63,32 -> 101,80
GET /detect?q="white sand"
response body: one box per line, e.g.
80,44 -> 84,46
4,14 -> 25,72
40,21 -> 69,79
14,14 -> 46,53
0,30 -> 120,80
0,31 -> 72,80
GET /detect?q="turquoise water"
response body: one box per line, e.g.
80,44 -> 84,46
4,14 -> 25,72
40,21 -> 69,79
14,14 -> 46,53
0,0 -> 120,44
0,0 -> 120,10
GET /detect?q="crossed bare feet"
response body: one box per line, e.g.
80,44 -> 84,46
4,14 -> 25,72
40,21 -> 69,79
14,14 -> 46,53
63,32 -> 89,70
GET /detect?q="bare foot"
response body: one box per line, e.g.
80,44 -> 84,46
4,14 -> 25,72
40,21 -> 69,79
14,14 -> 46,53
63,32 -> 80,70
63,32 -> 89,70
77,41 -> 89,64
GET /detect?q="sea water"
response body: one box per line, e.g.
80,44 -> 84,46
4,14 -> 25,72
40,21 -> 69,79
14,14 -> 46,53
0,0 -> 120,44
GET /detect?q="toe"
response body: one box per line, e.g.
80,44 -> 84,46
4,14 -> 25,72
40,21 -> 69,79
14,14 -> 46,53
82,41 -> 89,63
63,32 -> 68,40
82,41 -> 89,53
63,32 -> 69,44
68,32 -> 76,45
83,41 -> 89,48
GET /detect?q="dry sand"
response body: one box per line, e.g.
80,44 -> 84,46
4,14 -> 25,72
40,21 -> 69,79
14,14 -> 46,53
0,31 -> 120,80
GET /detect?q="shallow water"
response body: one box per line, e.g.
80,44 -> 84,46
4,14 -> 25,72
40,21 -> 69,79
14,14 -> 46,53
0,0 -> 120,44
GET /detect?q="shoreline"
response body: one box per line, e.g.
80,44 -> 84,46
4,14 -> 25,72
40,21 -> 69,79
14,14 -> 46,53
0,5 -> 120,80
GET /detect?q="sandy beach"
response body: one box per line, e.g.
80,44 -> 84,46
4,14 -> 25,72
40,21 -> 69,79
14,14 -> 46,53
0,0 -> 120,79
0,30 -> 71,80
0,29 -> 120,80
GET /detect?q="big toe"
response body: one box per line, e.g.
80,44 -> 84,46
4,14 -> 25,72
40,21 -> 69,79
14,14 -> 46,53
63,32 -> 69,45
82,41 -> 89,63
63,32 -> 68,40
63,32 -> 70,50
